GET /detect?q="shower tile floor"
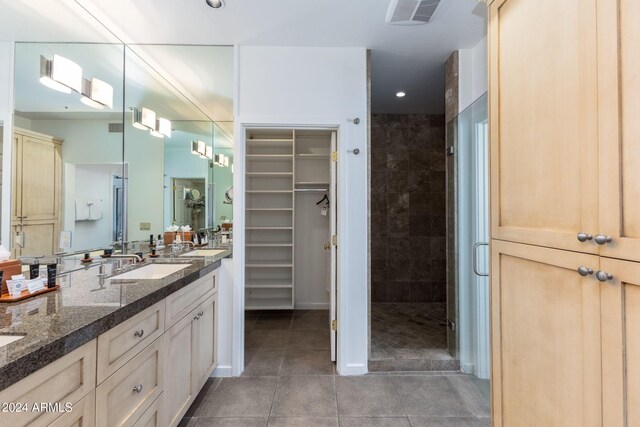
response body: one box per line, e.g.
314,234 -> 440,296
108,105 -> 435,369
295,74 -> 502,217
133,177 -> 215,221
370,303 -> 459,372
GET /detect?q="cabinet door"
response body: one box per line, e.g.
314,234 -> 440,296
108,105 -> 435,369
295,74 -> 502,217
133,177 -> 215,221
48,389 -> 95,427
194,294 -> 217,390
12,133 -> 22,221
600,257 -> 640,426
163,308 -> 197,427
20,135 -> 60,221
598,0 -> 640,262
20,221 -> 57,257
491,240 -> 602,426
489,0 -> 599,253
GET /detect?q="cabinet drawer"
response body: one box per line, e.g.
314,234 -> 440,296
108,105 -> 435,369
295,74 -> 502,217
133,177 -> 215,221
97,300 -> 165,383
0,339 -> 96,427
48,389 -> 95,427
165,271 -> 216,327
134,393 -> 163,427
96,337 -> 164,427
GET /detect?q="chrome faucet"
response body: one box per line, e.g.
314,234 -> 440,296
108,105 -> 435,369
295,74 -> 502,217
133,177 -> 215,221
110,254 -> 142,272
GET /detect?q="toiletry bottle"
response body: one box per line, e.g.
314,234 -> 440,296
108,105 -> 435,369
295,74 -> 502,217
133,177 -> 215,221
149,234 -> 154,247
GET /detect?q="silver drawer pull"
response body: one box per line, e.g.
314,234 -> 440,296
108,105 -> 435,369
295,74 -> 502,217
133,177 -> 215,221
134,329 -> 144,338
133,384 -> 143,393
577,266 -> 593,277
577,232 -> 593,242
594,234 -> 613,245
596,271 -> 614,282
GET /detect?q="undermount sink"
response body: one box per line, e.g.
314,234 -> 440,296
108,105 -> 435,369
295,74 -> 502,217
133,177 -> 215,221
111,263 -> 190,280
0,335 -> 24,347
180,249 -> 227,257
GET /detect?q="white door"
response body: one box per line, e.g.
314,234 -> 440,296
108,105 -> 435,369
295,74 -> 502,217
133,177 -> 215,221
329,131 -> 337,361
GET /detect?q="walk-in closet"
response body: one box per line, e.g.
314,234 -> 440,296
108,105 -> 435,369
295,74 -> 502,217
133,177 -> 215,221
244,128 -> 337,358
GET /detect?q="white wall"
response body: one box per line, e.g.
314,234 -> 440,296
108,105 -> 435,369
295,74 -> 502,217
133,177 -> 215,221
0,42 -> 14,249
458,35 -> 488,114
232,46 -> 369,375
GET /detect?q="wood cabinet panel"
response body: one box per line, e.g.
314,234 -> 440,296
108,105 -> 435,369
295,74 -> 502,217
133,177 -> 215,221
0,340 -> 96,427
18,221 -> 57,257
163,308 -> 196,427
194,294 -> 217,390
598,0 -> 640,262
48,390 -> 95,427
20,134 -> 60,221
165,273 -> 216,328
491,240 -> 601,426
600,258 -> 640,426
95,337 -> 163,427
97,300 -> 165,384
489,0 -> 599,253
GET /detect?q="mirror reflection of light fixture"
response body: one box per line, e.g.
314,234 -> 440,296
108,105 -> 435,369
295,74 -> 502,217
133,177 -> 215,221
223,155 -> 229,167
39,54 -> 82,94
191,140 -> 200,155
80,77 -> 113,109
197,140 -> 207,158
205,145 -> 213,159
156,117 -> 172,138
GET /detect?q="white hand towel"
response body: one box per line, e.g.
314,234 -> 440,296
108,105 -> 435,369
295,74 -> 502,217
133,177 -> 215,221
88,200 -> 103,220
75,199 -> 90,221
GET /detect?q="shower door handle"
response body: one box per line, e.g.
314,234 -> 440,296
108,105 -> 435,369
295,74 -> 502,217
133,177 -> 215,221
472,242 -> 489,277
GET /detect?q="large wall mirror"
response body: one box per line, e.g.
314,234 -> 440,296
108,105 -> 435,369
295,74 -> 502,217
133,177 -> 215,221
13,42 -> 125,257
11,42 -> 233,258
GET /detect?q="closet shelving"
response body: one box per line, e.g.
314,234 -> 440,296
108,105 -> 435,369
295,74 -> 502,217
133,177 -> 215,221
245,129 -> 296,309
245,128 -> 332,310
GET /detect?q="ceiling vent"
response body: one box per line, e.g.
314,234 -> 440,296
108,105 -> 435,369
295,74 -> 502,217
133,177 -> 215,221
385,0 -> 442,25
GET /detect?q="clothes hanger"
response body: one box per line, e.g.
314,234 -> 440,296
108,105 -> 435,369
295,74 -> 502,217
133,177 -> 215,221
316,194 -> 329,206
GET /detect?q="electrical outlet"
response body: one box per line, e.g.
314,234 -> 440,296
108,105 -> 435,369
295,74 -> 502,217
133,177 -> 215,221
140,222 -> 151,231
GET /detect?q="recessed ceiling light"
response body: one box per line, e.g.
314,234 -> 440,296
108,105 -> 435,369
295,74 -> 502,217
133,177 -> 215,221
396,91 -> 406,98
205,0 -> 224,8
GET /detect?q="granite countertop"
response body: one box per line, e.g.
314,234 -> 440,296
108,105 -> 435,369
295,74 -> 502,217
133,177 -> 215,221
0,247 -> 232,392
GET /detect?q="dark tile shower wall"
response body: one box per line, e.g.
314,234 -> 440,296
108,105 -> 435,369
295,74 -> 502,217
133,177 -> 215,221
371,114 -> 447,303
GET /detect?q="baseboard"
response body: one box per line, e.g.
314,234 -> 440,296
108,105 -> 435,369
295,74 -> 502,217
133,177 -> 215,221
338,363 -> 368,376
294,303 -> 330,310
460,362 -> 475,374
212,365 -> 233,377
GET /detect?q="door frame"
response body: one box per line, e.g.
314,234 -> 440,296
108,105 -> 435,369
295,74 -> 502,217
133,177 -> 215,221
232,118 -> 360,376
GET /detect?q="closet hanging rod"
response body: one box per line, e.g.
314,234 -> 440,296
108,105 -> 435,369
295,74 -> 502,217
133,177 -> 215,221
295,188 -> 328,192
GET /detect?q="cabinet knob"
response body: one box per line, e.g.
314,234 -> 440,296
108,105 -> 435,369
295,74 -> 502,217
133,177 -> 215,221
577,232 -> 593,242
134,329 -> 144,338
594,234 -> 613,245
194,316 -> 199,321
577,266 -> 593,277
199,311 -> 204,317
133,384 -> 143,393
595,271 -> 614,282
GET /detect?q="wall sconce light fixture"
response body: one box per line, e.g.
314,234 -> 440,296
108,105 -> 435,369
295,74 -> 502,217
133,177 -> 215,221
39,54 -> 82,94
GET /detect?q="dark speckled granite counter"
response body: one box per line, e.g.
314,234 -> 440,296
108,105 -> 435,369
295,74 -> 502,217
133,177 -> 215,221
0,248 -> 231,391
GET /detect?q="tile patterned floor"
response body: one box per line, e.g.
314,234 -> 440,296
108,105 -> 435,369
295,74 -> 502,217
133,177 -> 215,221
180,309 -> 489,427
370,303 -> 459,372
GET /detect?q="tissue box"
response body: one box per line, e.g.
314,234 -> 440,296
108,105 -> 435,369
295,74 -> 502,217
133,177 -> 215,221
164,231 -> 193,244
0,259 -> 23,295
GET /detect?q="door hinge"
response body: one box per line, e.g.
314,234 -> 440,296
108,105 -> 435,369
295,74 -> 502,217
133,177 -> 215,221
446,146 -> 455,156
331,319 -> 337,331
331,235 -> 337,246
331,151 -> 338,162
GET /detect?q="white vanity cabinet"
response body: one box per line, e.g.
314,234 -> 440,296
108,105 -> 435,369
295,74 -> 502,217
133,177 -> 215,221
163,272 -> 218,427
0,268 -> 219,427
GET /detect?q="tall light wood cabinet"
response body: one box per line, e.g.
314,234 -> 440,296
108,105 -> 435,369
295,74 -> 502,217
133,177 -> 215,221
489,0 -> 640,424
12,128 -> 62,257
597,0 -> 640,263
488,0 -> 599,255
490,241 -> 602,426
